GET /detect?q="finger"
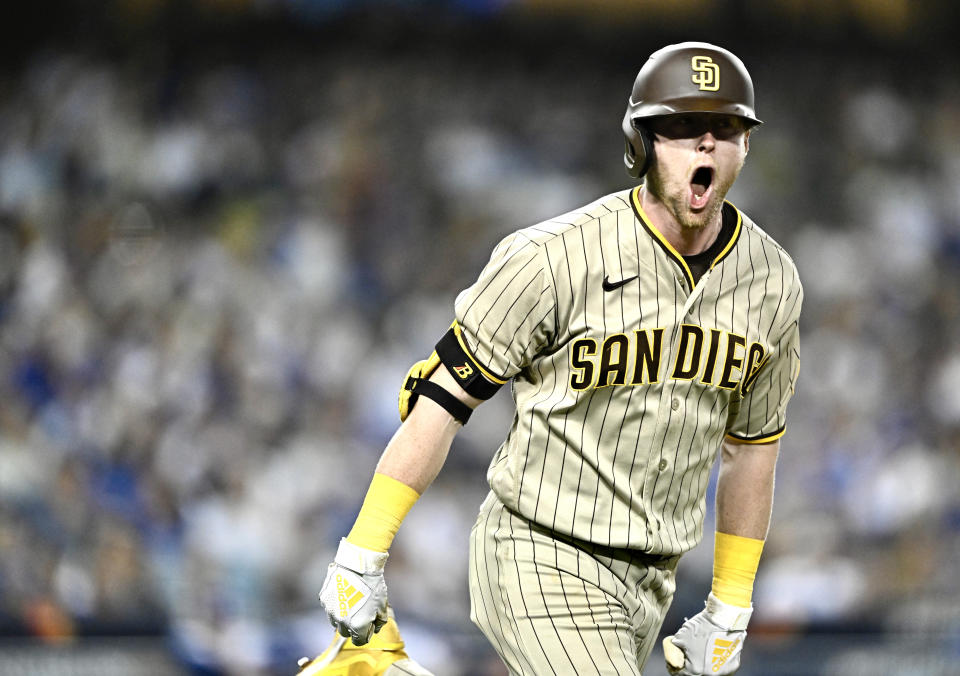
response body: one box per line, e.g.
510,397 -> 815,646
663,637 -> 686,671
350,627 -> 371,646
373,607 -> 388,632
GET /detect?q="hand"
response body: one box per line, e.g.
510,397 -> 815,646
663,593 -> 752,675
318,538 -> 389,646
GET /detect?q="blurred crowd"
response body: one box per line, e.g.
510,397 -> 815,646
1,16 -> 959,675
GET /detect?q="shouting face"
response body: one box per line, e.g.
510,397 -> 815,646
643,114 -> 751,231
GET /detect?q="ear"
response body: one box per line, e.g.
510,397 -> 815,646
743,130 -> 751,154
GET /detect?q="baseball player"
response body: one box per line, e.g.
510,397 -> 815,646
318,41 -> 802,676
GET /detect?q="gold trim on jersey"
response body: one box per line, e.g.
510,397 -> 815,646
629,186 -> 743,289
631,186 -> 695,288
451,321 -> 509,385
725,427 -> 786,444
711,206 -> 743,270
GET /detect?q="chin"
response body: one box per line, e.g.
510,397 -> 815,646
679,215 -> 709,230
680,204 -> 720,230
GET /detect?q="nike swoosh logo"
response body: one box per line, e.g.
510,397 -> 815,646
602,275 -> 638,292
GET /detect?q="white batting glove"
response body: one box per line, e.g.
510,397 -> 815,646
318,538 -> 389,646
663,593 -> 752,675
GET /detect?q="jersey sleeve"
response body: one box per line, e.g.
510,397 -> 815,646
452,231 -> 556,382
726,278 -> 803,444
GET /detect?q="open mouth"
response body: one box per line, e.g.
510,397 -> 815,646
690,166 -> 714,209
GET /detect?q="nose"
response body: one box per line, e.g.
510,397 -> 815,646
698,132 -> 716,152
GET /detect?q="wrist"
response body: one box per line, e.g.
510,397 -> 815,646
705,592 -> 752,631
346,473 -> 421,552
711,531 -> 764,607
335,538 -> 389,575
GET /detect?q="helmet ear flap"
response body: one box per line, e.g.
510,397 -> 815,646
622,113 -> 655,179
636,125 -> 654,178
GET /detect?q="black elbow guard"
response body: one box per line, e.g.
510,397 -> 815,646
435,323 -> 504,400
397,323 -> 504,426
398,351 -> 474,425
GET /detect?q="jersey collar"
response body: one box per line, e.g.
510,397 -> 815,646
629,185 -> 742,289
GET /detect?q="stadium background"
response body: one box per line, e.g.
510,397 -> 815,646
1,1 -> 959,674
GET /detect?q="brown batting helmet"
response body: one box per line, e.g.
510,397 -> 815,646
622,42 -> 762,179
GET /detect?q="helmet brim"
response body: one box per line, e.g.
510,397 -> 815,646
631,98 -> 762,127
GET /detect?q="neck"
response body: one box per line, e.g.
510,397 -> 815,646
638,185 -> 722,256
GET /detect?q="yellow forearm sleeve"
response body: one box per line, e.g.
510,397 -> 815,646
712,531 -> 765,607
346,473 -> 421,553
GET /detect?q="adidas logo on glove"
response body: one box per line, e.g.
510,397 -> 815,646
336,574 -> 365,617
710,636 -> 741,672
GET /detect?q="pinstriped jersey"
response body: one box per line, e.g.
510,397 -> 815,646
453,186 -> 802,556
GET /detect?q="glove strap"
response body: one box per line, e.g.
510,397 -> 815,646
705,592 -> 752,631
335,538 -> 389,575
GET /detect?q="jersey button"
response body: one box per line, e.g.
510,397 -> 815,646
658,458 -> 668,471
671,398 -> 680,411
